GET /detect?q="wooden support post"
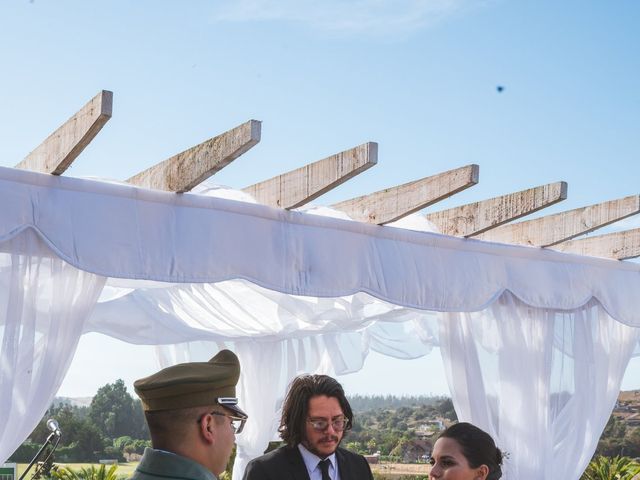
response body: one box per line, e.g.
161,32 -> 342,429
331,164 -> 479,224
15,90 -> 113,174
127,120 -> 261,192
426,181 -> 567,237
243,142 -> 377,209
477,195 -> 640,246
553,228 -> 640,260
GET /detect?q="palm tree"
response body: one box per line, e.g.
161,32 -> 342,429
581,456 -> 640,480
52,464 -> 120,480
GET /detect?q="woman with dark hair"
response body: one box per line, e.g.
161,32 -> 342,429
429,422 -> 503,480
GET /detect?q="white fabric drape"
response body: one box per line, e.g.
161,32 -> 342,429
86,279 -> 439,349
0,231 -> 105,463
440,291 -> 639,480
3,166 -> 640,323
3,167 -> 640,480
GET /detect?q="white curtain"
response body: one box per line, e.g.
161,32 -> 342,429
86,278 -> 439,346
440,291 -> 640,480
0,231 -> 106,463
106,278 -> 640,480
3,167 -> 640,480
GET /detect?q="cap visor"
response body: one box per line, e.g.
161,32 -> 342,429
225,403 -> 248,419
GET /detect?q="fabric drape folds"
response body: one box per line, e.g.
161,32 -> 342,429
3,167 -> 640,480
155,290 -> 640,480
440,291 -> 639,480
3,166 -> 640,324
0,231 -> 105,463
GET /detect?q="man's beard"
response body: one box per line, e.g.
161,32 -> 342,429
302,434 -> 341,459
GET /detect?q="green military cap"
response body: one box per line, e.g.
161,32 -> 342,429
134,349 -> 246,416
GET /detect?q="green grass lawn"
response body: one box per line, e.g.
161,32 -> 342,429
17,462 -> 139,478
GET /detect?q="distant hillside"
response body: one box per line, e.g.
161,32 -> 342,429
342,396 -> 456,459
348,394 -> 448,412
52,390 -> 640,414
53,396 -> 93,408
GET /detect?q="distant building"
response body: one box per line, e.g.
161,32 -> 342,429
416,419 -> 445,439
364,454 -> 379,465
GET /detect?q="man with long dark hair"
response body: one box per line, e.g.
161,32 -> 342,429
243,374 -> 373,480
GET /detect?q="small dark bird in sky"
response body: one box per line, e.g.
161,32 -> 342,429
496,85 -> 505,93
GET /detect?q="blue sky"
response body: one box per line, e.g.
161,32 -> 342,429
1,1 -> 639,397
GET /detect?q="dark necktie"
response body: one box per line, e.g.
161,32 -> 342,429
318,459 -> 332,480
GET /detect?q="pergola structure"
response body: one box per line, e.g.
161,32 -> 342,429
3,90 -> 640,480
14,90 -> 640,258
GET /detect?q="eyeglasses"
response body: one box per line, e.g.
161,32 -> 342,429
199,411 -> 247,434
212,411 -> 247,434
307,416 -> 350,432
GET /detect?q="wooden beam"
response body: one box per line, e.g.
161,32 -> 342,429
243,142 -> 377,209
331,164 -> 479,224
426,181 -> 567,237
477,195 -> 640,246
15,90 -> 113,174
553,228 -> 640,260
127,120 -> 261,192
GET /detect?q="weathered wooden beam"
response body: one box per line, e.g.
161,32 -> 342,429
426,181 -> 567,237
15,90 -> 113,174
331,164 -> 479,224
127,120 -> 261,192
243,142 -> 377,209
477,195 -> 640,246
553,228 -> 640,260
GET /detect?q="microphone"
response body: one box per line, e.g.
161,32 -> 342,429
18,418 -> 62,480
46,418 -> 61,436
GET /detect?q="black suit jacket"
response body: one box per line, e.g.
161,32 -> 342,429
242,445 -> 373,480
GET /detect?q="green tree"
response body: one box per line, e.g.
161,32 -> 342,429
596,417 -> 628,457
115,436 -> 132,448
622,427 -> 640,458
367,438 -> 377,454
8,441 -> 40,463
89,379 -> 140,439
345,441 -> 362,454
30,404 -> 82,444
434,399 -> 457,421
581,456 -> 640,480
71,422 -> 106,461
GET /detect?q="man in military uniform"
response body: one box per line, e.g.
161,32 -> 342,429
131,349 -> 248,480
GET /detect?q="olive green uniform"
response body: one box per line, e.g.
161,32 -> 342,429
131,447 -> 218,480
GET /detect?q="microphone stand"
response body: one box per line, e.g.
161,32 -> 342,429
18,430 -> 61,480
